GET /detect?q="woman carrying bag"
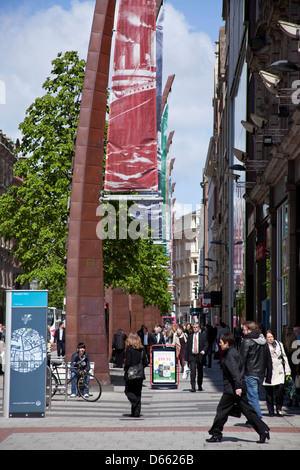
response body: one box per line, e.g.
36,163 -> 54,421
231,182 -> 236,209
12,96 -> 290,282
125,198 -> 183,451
263,330 -> 291,416
124,333 -> 148,417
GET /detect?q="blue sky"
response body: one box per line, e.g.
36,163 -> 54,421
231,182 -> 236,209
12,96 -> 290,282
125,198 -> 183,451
0,0 -> 224,209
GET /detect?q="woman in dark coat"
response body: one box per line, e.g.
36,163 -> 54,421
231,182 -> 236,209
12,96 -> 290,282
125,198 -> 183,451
124,333 -> 148,417
206,332 -> 270,444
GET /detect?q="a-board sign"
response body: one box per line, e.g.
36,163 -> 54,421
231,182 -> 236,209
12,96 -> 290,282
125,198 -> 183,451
150,344 -> 179,389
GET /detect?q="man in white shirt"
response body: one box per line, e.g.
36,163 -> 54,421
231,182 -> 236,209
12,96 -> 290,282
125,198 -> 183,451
54,322 -> 66,357
185,323 -> 208,392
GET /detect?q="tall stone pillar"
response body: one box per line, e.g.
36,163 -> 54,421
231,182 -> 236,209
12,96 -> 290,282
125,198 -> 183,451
66,0 -> 116,384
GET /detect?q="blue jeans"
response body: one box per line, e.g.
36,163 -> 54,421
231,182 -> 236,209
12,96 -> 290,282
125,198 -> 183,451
71,372 -> 90,395
244,375 -> 263,418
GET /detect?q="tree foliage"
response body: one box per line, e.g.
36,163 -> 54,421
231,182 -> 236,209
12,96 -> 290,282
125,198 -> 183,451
102,200 -> 172,314
0,51 -> 85,307
0,51 -> 172,314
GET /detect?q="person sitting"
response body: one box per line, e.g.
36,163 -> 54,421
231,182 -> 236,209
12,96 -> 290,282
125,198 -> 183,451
70,342 -> 90,398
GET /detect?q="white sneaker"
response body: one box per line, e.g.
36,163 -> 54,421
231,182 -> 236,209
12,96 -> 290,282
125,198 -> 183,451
84,394 -> 89,398
70,394 -> 77,398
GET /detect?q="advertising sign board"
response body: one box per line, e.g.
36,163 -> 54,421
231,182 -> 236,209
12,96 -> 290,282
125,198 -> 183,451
4,291 -> 48,418
150,345 -> 179,389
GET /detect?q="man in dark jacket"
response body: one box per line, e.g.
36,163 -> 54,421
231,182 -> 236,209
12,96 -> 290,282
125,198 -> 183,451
185,323 -> 208,391
207,333 -> 270,443
240,321 -> 272,418
54,322 -> 66,357
112,329 -> 127,368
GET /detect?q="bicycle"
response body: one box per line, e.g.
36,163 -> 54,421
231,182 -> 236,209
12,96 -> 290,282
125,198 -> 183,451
48,361 -> 102,402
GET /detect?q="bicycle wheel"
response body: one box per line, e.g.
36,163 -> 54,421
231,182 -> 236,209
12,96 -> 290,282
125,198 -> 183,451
77,373 -> 102,402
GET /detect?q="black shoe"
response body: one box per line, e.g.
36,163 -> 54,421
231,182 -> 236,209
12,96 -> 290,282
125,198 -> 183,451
198,386 -> 203,391
132,404 -> 141,417
256,431 -> 270,444
191,387 -> 196,392
206,435 -> 222,443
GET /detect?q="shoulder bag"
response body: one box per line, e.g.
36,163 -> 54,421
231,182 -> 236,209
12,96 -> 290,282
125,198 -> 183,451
127,350 -> 145,381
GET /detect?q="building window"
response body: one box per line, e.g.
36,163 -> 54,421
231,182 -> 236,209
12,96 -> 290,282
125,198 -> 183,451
277,202 -> 289,340
193,260 -> 198,274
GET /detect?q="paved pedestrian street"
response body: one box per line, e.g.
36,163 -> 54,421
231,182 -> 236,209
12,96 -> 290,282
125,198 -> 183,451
0,362 -> 299,453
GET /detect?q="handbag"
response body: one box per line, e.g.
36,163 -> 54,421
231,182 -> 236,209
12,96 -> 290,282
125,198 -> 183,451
182,363 -> 190,380
284,375 -> 296,400
277,342 -> 297,397
229,402 -> 241,418
127,350 -> 145,381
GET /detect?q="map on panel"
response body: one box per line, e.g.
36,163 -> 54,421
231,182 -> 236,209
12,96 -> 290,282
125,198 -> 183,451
10,328 -> 47,373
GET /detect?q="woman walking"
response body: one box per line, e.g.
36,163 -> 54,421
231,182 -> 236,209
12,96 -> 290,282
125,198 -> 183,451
124,333 -> 148,417
206,333 -> 270,444
263,330 -> 291,416
172,326 -> 188,373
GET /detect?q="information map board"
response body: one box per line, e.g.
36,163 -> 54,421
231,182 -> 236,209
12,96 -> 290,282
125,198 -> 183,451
150,345 -> 179,389
4,291 -> 48,418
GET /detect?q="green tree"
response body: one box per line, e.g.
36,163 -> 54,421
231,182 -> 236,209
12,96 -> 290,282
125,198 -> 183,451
0,51 -> 171,313
0,51 -> 85,308
101,200 -> 172,314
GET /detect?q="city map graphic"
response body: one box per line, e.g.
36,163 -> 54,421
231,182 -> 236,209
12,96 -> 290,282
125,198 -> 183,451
10,327 -> 47,373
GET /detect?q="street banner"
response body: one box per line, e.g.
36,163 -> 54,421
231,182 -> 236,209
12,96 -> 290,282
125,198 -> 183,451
105,0 -> 158,192
4,291 -> 48,418
156,5 -> 164,133
150,344 -> 179,389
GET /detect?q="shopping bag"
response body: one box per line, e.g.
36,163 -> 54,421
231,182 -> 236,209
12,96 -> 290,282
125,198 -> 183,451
284,375 -> 296,400
182,364 -> 190,379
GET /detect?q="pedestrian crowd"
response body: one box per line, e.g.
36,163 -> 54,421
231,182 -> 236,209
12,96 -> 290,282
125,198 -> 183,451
0,314 -> 299,444
111,320 -> 300,444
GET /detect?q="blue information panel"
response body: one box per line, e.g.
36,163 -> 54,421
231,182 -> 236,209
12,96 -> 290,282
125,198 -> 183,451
4,291 -> 48,418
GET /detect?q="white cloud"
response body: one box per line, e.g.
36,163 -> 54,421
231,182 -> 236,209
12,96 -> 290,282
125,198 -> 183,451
0,1 -> 215,209
163,4 -> 215,206
0,0 -> 94,140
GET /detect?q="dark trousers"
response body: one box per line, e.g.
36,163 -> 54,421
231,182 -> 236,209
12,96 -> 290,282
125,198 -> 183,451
209,392 -> 270,438
125,378 -> 143,415
115,349 -> 125,368
264,384 -> 285,414
57,341 -> 65,357
189,354 -> 204,389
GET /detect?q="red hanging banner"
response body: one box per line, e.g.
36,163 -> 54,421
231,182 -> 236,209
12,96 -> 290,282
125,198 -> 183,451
104,0 -> 158,192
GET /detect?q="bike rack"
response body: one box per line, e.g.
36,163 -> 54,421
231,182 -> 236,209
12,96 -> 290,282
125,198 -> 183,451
50,356 -> 68,401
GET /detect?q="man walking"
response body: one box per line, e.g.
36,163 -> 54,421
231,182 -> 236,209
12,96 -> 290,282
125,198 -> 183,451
240,321 -> 272,418
185,323 -> 208,391
112,329 -> 127,368
54,322 -> 66,357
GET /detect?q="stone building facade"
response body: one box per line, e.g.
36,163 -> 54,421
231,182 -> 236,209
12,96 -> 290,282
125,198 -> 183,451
203,0 -> 300,338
